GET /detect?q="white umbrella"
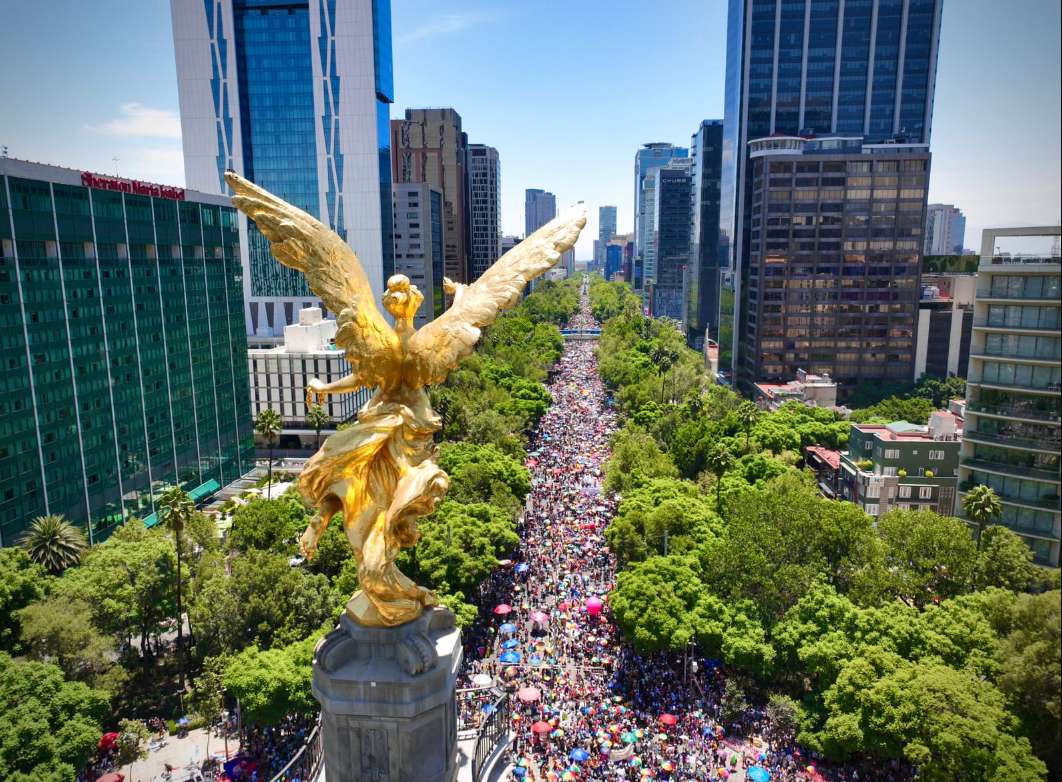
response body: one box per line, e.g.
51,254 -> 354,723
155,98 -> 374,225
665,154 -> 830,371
472,673 -> 493,687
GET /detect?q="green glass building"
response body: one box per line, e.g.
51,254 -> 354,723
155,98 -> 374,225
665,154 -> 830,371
0,159 -> 253,545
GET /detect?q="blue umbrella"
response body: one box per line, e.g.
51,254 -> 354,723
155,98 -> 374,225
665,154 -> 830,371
481,703 -> 495,715
569,748 -> 590,762
499,622 -> 518,635
529,654 -> 543,666
747,766 -> 771,782
516,563 -> 529,573
502,639 -> 520,650
499,652 -> 521,664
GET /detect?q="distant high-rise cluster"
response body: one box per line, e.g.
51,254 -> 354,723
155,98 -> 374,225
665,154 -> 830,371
925,204 -> 967,255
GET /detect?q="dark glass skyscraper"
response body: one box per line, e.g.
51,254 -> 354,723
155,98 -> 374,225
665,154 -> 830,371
688,120 -> 724,348
0,160 -> 253,546
720,0 -> 943,381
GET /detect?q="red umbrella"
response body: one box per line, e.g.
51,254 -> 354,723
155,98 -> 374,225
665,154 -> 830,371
96,774 -> 125,782
659,713 -> 678,726
531,720 -> 552,734
529,610 -> 549,624
98,732 -> 120,751
493,604 -> 512,616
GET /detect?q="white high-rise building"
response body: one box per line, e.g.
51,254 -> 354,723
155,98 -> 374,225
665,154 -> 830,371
925,204 -> 967,255
171,0 -> 395,337
525,189 -> 556,236
467,144 -> 501,280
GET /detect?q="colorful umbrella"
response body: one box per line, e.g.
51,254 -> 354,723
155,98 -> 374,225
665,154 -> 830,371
493,604 -> 512,616
96,775 -> 124,782
516,563 -> 530,573
499,623 -> 518,635
658,713 -> 678,726
531,721 -> 552,735
502,639 -> 520,649
472,673 -> 493,687
570,748 -> 590,762
499,651 -> 521,664
661,760 -> 676,772
529,610 -> 549,624
747,767 -> 771,782
98,732 -> 120,751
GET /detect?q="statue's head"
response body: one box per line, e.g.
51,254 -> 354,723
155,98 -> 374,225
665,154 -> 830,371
382,274 -> 423,325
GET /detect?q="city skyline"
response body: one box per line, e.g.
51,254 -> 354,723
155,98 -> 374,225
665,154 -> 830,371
1,0 -> 1058,261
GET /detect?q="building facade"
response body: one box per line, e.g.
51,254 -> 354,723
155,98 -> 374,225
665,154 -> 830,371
392,183 -> 444,328
649,166 -> 693,322
915,272 -> 974,379
248,307 -> 372,445
0,159 -> 253,545
525,189 -> 557,237
596,205 -> 617,269
634,144 -> 688,287
740,136 -> 929,392
467,145 -> 501,280
392,108 -> 469,283
171,0 -> 395,337
840,412 -> 962,518
720,0 -> 944,378
924,203 -> 966,255
688,120 -> 725,347
959,226 -> 1061,566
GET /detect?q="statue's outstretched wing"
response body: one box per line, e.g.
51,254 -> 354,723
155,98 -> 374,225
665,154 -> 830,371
225,171 -> 398,387
406,204 -> 586,386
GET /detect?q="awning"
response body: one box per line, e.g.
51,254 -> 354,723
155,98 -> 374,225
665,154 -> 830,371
188,479 -> 222,502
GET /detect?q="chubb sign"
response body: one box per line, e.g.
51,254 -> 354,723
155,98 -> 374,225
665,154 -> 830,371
80,171 -> 186,201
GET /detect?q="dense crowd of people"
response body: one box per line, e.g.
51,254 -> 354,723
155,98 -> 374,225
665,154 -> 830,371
454,285 -> 888,782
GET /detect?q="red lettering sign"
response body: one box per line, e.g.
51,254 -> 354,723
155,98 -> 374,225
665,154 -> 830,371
80,171 -> 186,202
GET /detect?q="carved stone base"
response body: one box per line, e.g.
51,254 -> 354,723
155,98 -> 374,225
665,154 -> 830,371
312,607 -> 462,782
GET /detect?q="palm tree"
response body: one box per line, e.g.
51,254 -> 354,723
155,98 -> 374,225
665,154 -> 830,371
650,343 -> 680,404
19,514 -> 87,574
705,444 -> 735,514
962,484 -> 1002,551
157,485 -> 196,700
254,408 -> 283,493
306,403 -> 330,451
737,401 -> 759,450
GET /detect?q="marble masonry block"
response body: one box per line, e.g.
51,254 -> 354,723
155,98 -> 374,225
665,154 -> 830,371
312,606 -> 462,782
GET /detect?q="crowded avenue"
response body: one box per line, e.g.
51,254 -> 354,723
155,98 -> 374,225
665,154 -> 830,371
455,283 -> 842,782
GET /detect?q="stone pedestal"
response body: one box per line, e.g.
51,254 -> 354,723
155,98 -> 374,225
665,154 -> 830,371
312,606 -> 462,782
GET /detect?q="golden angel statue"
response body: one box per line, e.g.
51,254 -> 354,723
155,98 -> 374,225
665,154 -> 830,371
225,171 -> 586,627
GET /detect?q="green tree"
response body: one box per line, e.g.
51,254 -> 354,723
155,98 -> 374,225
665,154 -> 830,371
704,444 -> 735,513
0,548 -> 48,652
610,555 -> 708,652
254,408 -> 283,491
0,652 -> 108,782
226,495 -> 309,554
997,590 -> 1061,775
438,442 -> 530,513
974,524 -> 1038,591
604,424 -> 678,494
736,400 -> 759,450
876,509 -> 977,607
18,514 -> 86,575
962,484 -> 1003,551
306,403 -> 330,450
18,596 -> 123,693
157,484 -> 197,697
605,478 -> 720,565
115,718 -> 151,780
189,658 -> 226,761
719,679 -> 750,727
223,634 -> 320,726
649,342 -> 680,403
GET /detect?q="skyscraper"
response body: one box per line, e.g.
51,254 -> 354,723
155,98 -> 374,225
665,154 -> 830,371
924,203 -> 967,255
525,189 -> 557,236
391,108 -> 470,283
634,144 -> 688,284
467,144 -> 501,280
688,120 -> 724,348
392,183 -> 445,327
641,158 -> 692,292
739,135 -> 929,390
171,0 -> 396,337
1,159 -> 253,545
959,226 -> 1060,567
595,205 -> 618,270
720,0 -> 944,380
650,165 -> 693,322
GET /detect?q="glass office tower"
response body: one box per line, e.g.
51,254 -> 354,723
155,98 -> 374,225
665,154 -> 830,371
720,0 -> 943,381
633,144 -> 688,288
172,0 -> 395,337
959,227 -> 1061,567
688,120 -> 724,348
0,159 -> 253,546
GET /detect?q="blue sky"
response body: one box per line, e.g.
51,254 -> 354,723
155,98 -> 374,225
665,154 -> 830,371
1,0 -> 1058,258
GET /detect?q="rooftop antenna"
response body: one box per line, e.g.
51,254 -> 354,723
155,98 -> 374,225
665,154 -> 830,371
113,157 -> 120,176
1,145 -> 8,158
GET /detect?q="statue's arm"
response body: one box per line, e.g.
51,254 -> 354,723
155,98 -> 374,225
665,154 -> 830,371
306,374 -> 367,406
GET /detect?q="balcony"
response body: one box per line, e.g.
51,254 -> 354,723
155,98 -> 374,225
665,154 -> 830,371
962,457 -> 1061,484
976,289 -> 1061,304
965,402 -> 1062,424
959,481 -> 1062,512
967,378 -> 1062,395
969,352 -> 1061,366
986,255 -> 1062,266
972,320 -> 1061,334
963,429 -> 1062,453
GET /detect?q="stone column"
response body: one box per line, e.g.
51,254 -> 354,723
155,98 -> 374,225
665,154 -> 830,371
312,606 -> 462,782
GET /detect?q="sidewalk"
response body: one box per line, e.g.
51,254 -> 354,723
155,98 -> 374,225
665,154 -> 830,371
120,727 -> 240,782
